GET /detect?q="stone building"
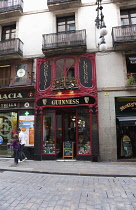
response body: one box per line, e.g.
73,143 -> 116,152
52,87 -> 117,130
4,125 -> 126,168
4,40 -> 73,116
0,0 -> 136,161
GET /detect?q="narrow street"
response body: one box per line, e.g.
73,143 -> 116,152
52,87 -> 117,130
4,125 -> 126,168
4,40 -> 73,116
0,171 -> 136,210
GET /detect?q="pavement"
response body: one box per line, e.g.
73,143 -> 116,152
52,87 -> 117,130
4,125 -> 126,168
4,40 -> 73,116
0,158 -> 136,177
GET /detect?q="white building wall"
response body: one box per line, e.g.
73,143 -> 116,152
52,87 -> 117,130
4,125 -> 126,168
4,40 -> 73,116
0,0 -> 131,161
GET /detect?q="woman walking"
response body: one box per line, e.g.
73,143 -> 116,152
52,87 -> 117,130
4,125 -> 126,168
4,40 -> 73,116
9,134 -> 20,166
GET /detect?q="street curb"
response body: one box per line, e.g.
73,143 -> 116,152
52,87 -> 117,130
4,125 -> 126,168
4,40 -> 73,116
0,168 -> 136,178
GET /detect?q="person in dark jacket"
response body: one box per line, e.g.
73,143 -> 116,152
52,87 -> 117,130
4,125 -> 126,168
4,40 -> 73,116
8,134 -> 20,165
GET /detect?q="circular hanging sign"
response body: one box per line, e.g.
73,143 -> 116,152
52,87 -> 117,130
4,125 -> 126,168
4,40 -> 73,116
0,136 -> 3,144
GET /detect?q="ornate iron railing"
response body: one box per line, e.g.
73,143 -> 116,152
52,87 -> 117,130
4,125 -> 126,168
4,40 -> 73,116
0,38 -> 23,56
0,0 -> 23,13
112,25 -> 136,43
52,77 -> 78,90
42,29 -> 86,49
47,0 -> 80,5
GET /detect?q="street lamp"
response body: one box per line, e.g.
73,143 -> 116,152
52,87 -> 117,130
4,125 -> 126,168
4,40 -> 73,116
95,0 -> 108,52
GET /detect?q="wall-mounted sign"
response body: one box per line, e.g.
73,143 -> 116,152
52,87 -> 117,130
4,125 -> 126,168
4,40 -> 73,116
0,103 -> 17,109
37,96 -> 95,107
79,57 -> 92,87
40,61 -> 51,90
0,91 -> 34,101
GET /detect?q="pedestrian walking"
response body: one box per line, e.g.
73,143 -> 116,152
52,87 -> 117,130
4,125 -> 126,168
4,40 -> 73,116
8,134 -> 20,166
18,128 -> 27,162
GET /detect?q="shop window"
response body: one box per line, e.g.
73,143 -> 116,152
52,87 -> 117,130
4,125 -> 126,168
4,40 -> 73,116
52,58 -> 78,89
77,109 -> 91,155
126,56 -> 136,85
0,66 -> 11,87
43,111 -> 55,154
2,24 -> 16,41
0,112 -> 17,157
57,15 -> 75,33
121,9 -> 136,26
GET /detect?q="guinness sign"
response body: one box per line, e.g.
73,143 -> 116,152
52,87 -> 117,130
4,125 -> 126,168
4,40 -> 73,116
37,96 -> 95,107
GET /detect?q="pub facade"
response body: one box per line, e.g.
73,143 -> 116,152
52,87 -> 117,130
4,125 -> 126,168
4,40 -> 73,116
35,54 -> 99,161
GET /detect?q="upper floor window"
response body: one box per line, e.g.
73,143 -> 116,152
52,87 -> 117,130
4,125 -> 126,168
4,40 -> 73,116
2,24 -> 16,41
126,55 -> 136,85
52,57 -> 77,89
121,9 -> 136,26
0,66 -> 11,87
57,16 -> 75,33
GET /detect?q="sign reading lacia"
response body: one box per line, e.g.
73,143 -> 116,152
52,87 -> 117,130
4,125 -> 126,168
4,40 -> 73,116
0,91 -> 34,100
37,96 -> 96,106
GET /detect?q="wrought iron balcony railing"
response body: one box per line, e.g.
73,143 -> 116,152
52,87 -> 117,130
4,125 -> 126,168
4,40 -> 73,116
47,0 -> 81,5
0,0 -> 23,13
0,78 -> 10,88
47,0 -> 81,10
112,25 -> 136,43
52,77 -> 78,90
42,29 -> 86,50
0,38 -> 23,57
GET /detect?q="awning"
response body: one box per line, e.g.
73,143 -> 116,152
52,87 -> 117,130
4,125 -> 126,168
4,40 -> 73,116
117,116 -> 136,126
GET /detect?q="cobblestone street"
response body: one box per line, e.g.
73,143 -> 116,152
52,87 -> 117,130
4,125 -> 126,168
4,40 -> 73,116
0,171 -> 136,210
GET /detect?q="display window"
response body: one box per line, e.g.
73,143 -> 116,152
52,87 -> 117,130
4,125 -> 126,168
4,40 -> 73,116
19,115 -> 34,146
0,112 -> 17,157
42,108 -> 92,158
43,111 -> 55,154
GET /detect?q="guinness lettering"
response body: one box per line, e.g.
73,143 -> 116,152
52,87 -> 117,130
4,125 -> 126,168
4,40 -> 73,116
37,96 -> 95,107
51,99 -> 79,106
0,93 -> 23,100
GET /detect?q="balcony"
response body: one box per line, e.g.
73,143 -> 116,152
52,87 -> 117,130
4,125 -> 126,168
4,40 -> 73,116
112,25 -> 136,51
0,0 -> 23,19
0,38 -> 23,60
47,0 -> 81,11
52,77 -> 78,90
42,29 -> 86,56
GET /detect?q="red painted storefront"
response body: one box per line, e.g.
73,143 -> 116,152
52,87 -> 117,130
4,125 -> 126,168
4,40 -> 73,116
34,53 -> 99,161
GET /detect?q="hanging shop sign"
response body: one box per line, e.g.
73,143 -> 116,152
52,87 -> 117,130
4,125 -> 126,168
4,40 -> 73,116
37,96 -> 95,107
79,57 -> 92,87
40,61 -> 51,90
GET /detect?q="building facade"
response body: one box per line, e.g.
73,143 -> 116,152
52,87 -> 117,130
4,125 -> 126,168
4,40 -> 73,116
0,0 -> 136,161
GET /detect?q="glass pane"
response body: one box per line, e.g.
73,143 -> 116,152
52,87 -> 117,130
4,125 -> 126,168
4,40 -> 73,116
0,112 -> 17,157
121,19 -> 129,26
64,112 -> 76,142
56,59 -> 64,70
43,111 -> 55,154
58,25 -> 65,33
56,114 -> 62,154
131,18 -> 136,25
66,58 -> 74,68
67,67 -> 75,78
56,67 -> 63,79
68,24 -> 75,31
78,109 -> 90,154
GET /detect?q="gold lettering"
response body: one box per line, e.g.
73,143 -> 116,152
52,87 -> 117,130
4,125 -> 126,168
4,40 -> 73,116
2,94 -> 8,99
83,61 -> 88,84
120,102 -> 136,111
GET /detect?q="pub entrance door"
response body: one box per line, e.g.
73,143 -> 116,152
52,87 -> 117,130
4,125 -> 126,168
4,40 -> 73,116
56,109 -> 76,159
